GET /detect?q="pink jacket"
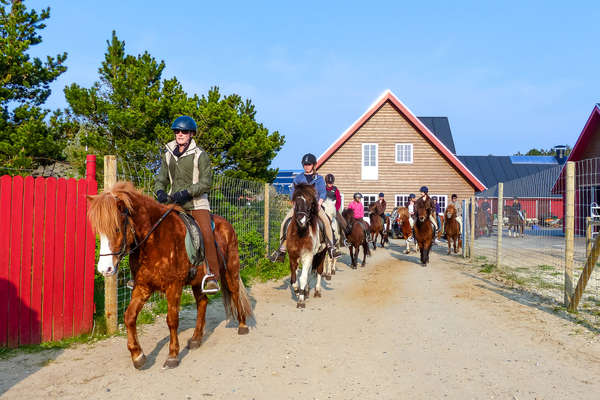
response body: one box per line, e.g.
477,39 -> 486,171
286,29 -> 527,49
347,200 -> 364,219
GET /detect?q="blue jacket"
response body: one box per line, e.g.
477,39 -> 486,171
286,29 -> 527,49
290,173 -> 326,201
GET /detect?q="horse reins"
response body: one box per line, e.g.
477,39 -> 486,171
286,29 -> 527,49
99,206 -> 176,264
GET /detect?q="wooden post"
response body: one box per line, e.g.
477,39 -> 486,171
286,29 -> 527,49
462,199 -> 467,258
496,183 -> 503,268
586,217 -> 592,261
568,233 -> 600,312
564,161 -> 575,306
264,183 -> 270,255
103,155 -> 118,334
470,196 -> 475,259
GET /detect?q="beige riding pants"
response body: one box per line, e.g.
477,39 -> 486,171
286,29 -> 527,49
279,207 -> 334,248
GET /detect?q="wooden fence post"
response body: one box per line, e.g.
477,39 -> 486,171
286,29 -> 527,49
496,183 -> 503,268
470,196 -> 475,259
586,217 -> 592,261
264,183 -> 270,255
564,161 -> 575,306
103,155 -> 118,334
462,199 -> 467,258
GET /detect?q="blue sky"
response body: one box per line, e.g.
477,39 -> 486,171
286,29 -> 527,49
28,0 -> 600,169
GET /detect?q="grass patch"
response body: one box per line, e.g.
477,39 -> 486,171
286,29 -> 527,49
479,264 -> 496,273
537,264 -> 555,271
241,257 -> 290,286
550,271 -> 562,277
504,272 -> 527,286
475,256 -> 488,262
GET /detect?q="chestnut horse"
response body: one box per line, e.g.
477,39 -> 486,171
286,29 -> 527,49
444,204 -> 462,255
87,182 -> 251,369
475,208 -> 492,238
368,203 -> 388,249
414,197 -> 434,265
505,206 -> 525,238
341,209 -> 371,268
286,184 -> 327,308
392,207 -> 415,254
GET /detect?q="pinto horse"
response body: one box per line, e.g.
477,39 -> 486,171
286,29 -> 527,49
392,207 -> 415,254
322,197 -> 340,280
341,209 -> 371,268
87,182 -> 251,370
505,206 -> 525,238
286,184 -> 327,308
414,197 -> 434,265
368,203 -> 388,249
444,204 -> 462,255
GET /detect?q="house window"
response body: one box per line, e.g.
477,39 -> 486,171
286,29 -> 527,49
431,195 -> 447,213
395,194 -> 410,208
362,194 -> 377,215
395,143 -> 413,164
361,143 -> 378,180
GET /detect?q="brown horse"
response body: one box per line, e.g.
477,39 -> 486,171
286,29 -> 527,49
444,204 -> 462,254
392,207 -> 415,254
414,197 -> 434,265
475,209 -> 492,238
286,184 -> 327,308
341,209 -> 371,268
87,182 -> 252,369
505,206 -> 525,238
368,203 -> 388,249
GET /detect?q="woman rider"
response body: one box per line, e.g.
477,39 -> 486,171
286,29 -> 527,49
347,192 -> 371,241
153,115 -> 220,293
325,173 -> 349,246
269,153 -> 342,262
418,186 -> 439,243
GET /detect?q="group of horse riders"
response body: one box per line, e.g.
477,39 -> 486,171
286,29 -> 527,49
477,196 -> 525,225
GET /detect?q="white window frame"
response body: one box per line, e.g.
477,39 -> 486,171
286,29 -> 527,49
395,143 -> 413,164
362,193 -> 378,215
395,194 -> 410,208
431,194 -> 447,214
340,192 -> 344,208
361,143 -> 378,180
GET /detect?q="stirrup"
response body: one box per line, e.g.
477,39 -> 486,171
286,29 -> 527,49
126,279 -> 135,290
201,274 -> 220,294
268,248 -> 286,262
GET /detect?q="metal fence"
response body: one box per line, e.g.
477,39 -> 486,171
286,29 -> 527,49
469,159 -> 600,322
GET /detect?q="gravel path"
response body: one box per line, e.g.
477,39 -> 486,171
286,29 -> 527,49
2,241 -> 600,399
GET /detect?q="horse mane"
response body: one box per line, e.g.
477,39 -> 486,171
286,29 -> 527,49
446,204 -> 457,218
87,181 -> 144,236
292,183 -> 319,218
342,208 -> 355,219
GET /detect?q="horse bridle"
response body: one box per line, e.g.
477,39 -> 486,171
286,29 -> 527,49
99,206 -> 176,267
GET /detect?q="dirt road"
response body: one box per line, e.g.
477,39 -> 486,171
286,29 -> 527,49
2,242 -> 600,399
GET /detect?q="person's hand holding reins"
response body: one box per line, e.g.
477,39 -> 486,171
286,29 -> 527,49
171,190 -> 192,205
156,190 -> 169,204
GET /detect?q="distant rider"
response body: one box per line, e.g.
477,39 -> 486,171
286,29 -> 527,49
448,194 -> 463,235
418,186 -> 439,244
325,173 -> 350,247
373,192 -> 387,226
347,193 -> 371,241
405,193 -> 416,242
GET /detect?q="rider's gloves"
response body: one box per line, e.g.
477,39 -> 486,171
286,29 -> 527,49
172,190 -> 192,205
156,190 -> 169,204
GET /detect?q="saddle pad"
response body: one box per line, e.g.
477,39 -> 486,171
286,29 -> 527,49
178,211 -> 205,266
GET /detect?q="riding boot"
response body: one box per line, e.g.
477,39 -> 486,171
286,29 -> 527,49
327,239 -> 342,259
268,217 -> 291,262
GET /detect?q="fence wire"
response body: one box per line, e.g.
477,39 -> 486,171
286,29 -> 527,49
470,159 -> 600,323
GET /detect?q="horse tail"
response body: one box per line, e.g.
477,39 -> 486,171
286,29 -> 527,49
220,232 -> 253,322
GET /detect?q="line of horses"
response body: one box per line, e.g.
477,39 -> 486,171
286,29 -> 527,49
86,182 -> 466,370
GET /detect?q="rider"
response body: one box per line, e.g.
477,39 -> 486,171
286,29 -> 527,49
406,193 -> 416,242
153,115 -> 220,293
481,196 -> 492,225
432,197 -> 441,236
418,186 -> 439,243
513,197 -> 525,221
347,192 -> 371,241
374,192 -> 387,226
269,153 -> 342,262
325,174 -> 349,247
448,194 -> 463,234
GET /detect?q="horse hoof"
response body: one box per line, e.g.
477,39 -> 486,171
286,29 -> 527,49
162,357 -> 179,369
314,291 -> 322,298
325,275 -> 331,281
293,287 -> 300,294
188,338 -> 202,349
238,326 -> 250,335
132,353 -> 147,370
297,302 -> 305,309
304,289 -> 310,298
361,263 -> 366,268
331,269 -> 336,275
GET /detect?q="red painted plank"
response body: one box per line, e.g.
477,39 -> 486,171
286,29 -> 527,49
73,179 -> 87,335
31,177 -> 46,344
8,176 -> 24,347
52,179 -> 67,341
41,178 -> 57,342
18,176 -> 35,345
63,179 -> 77,338
82,179 -> 98,332
0,176 -> 13,346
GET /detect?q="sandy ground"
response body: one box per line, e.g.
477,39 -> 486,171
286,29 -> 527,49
2,241 -> 600,400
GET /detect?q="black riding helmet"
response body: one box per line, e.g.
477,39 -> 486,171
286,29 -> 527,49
301,153 -> 317,165
409,193 -> 416,199
171,115 -> 197,132
353,192 -> 362,200
419,186 -> 428,193
325,173 -> 335,184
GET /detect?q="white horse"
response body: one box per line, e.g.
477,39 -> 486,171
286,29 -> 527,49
322,198 -> 340,280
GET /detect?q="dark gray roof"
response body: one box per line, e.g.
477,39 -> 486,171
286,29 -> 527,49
457,155 -> 562,191
417,117 -> 456,154
480,165 -> 563,198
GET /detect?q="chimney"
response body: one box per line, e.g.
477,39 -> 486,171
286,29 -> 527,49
553,145 -> 567,164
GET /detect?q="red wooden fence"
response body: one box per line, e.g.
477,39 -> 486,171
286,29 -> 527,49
0,156 -> 97,347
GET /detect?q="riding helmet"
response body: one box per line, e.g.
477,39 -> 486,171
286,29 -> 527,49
379,192 -> 384,198
171,116 -> 197,132
419,186 -> 428,193
325,173 -> 335,184
301,153 -> 317,165
409,193 -> 416,199
353,192 -> 362,200
451,193 -> 458,199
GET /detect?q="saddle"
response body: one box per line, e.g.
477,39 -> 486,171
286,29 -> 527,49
177,211 -> 218,283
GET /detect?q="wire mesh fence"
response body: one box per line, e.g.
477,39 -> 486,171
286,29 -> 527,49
469,159 -> 600,323
109,156 -> 290,319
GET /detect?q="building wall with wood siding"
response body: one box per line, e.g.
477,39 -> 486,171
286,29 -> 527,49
317,100 -> 476,209
579,124 -> 600,160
